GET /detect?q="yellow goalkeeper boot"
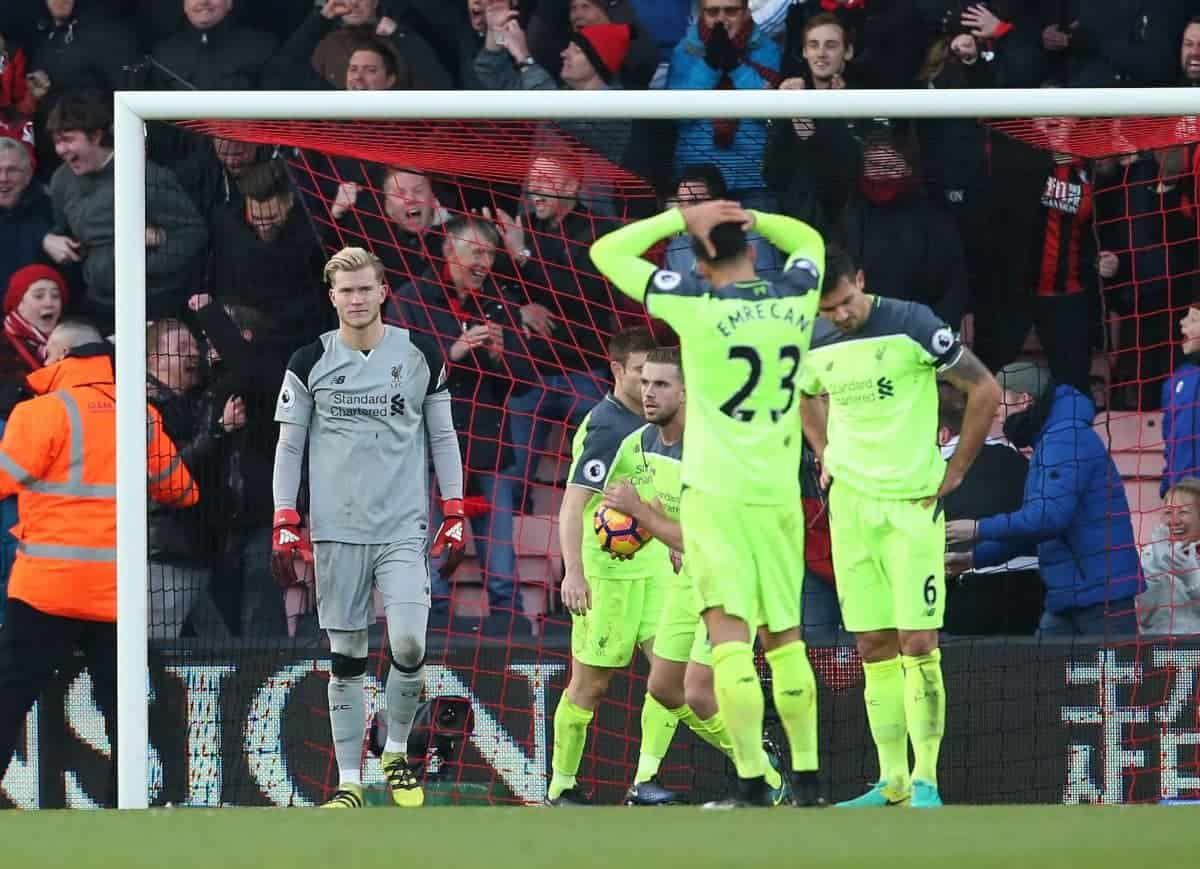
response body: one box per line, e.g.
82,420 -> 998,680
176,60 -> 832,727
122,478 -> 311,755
321,782 -> 365,809
381,752 -> 425,808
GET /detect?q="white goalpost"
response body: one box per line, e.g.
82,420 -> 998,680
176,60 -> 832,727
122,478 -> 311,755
111,86 -> 1200,810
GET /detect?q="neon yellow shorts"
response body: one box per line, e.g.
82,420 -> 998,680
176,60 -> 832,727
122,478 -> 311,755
828,482 -> 945,633
652,569 -> 711,666
571,573 -> 665,668
681,487 -> 804,635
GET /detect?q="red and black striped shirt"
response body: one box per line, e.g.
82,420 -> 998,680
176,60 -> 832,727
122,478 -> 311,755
1033,161 -> 1093,297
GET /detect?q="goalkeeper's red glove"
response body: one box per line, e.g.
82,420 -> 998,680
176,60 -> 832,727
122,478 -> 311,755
432,498 -> 467,578
271,508 -> 312,587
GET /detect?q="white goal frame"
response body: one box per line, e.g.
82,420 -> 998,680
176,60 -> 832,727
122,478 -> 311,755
112,87 -> 1200,809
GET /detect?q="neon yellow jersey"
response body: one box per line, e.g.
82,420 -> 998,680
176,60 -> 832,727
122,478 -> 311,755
567,393 -> 666,579
797,296 -> 962,500
591,209 -> 824,505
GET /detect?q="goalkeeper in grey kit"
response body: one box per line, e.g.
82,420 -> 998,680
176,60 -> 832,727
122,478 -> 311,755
271,246 -> 466,809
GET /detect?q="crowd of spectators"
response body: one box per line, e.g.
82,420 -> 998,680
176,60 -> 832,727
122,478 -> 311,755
2,0 -> 1200,640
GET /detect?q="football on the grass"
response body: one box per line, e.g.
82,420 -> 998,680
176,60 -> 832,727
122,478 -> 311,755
594,506 -> 652,557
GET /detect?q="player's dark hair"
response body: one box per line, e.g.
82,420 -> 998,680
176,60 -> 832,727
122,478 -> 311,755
676,163 -> 728,199
608,326 -> 656,365
936,380 -> 966,435
644,346 -> 682,378
692,221 -> 749,266
821,243 -> 858,295
46,89 -> 113,147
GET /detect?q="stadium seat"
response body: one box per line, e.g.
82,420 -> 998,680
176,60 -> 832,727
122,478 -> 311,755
1122,479 -> 1164,549
1094,411 -> 1163,452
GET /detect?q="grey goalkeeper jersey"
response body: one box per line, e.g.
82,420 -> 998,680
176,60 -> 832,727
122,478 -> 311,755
274,325 -> 462,544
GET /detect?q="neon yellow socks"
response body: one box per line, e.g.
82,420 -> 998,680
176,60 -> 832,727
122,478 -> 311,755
862,656 -> 909,794
548,694 -> 593,799
634,694 -> 680,784
711,642 -> 769,779
765,641 -> 819,773
902,649 -> 945,785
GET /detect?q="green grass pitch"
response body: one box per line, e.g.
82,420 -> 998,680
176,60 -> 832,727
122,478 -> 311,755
1,805 -> 1196,869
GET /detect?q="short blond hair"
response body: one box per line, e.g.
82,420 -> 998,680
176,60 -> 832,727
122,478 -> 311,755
1166,477 -> 1200,506
323,246 -> 384,287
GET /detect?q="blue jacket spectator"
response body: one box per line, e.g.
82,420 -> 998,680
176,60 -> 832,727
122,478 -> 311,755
666,8 -> 780,192
968,381 -> 1142,635
630,0 -> 690,66
1162,308 -> 1200,495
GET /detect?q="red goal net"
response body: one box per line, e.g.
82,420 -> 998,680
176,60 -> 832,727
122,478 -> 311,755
174,113 -> 1200,807
15,109 -> 1200,811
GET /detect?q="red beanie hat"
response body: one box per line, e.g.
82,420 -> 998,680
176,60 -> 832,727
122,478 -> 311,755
5,264 -> 69,315
573,23 -> 631,84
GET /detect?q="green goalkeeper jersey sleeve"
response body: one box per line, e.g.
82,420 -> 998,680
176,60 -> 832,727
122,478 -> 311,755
568,393 -> 666,580
797,296 -> 963,500
591,209 -> 824,505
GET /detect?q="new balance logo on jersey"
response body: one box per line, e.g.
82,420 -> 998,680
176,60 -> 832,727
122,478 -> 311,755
332,376 -> 346,385
877,377 -> 894,399
390,394 -> 406,416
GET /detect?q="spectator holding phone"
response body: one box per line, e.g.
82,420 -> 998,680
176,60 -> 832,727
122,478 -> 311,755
393,214 -> 535,627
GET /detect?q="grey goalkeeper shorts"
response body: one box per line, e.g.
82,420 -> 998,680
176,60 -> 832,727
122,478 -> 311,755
313,539 -> 430,631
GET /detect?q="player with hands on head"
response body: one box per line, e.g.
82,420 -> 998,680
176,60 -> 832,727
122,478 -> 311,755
798,245 -> 1000,808
272,246 -> 465,810
548,327 -> 664,805
601,348 -> 788,806
590,197 -> 827,809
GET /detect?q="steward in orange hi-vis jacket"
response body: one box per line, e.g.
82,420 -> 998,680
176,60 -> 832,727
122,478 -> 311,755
0,332 -> 198,807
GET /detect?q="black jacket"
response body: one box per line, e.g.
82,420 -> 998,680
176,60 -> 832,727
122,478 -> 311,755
943,441 -> 1044,635
0,182 -> 52,293
517,207 -> 620,375
146,376 -> 218,565
150,17 -> 279,90
916,52 -> 996,196
403,0 -> 490,89
188,303 -> 285,531
1068,0 -> 1188,87
838,186 -> 969,328
392,272 -> 535,473
29,8 -> 138,95
206,199 -> 331,346
763,116 -> 860,235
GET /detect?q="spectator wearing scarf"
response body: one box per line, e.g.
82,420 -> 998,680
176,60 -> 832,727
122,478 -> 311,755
0,264 -> 67,407
666,1 -> 780,192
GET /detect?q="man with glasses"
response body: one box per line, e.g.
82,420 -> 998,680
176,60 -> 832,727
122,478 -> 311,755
666,0 -> 780,195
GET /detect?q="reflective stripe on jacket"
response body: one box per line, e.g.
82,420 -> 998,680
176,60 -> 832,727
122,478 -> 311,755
0,348 -> 198,621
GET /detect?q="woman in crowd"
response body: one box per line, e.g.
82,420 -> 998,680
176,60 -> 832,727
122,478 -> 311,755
1139,477 -> 1200,636
0,263 -> 65,410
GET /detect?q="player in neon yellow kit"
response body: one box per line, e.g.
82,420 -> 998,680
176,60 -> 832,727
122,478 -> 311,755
591,200 -> 825,808
799,246 -> 1000,808
602,348 -> 786,805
